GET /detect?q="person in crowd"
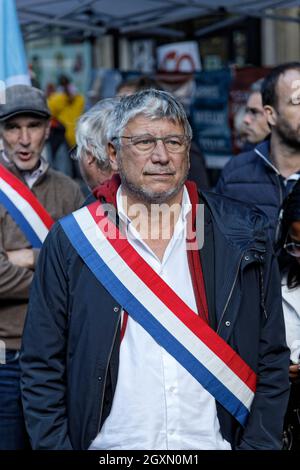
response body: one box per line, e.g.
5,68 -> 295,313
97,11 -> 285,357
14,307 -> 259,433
47,75 -> 85,148
0,84 -> 84,450
276,180 -> 300,450
116,75 -> 161,97
20,89 -> 289,450
241,78 -> 270,150
44,83 -> 74,177
215,62 -> 300,239
45,83 -> 56,99
71,98 -> 118,199
117,76 -> 210,190
43,116 -> 74,177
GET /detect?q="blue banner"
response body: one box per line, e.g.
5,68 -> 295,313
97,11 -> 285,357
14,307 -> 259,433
0,0 -> 30,86
190,69 -> 232,157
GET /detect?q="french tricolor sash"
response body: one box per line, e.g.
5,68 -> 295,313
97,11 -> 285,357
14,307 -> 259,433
0,164 -> 54,248
60,201 -> 257,426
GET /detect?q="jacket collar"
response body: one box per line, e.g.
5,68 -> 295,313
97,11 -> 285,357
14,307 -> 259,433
254,138 -> 280,175
200,190 -> 267,254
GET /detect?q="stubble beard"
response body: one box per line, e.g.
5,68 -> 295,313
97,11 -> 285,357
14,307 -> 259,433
117,156 -> 189,205
276,118 -> 300,151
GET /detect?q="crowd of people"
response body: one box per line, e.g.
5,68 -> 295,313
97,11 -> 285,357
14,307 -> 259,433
0,62 -> 299,451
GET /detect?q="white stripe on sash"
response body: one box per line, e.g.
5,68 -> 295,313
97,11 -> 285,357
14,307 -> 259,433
0,177 -> 49,242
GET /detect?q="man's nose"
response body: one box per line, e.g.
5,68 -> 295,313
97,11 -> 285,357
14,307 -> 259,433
151,139 -> 170,163
243,113 -> 252,126
19,128 -> 30,145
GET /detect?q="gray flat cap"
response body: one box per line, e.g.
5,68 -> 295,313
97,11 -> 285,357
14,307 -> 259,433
0,85 -> 50,121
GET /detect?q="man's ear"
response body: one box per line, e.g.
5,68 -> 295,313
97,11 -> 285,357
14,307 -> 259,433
107,142 -> 119,171
85,150 -> 96,165
264,105 -> 277,127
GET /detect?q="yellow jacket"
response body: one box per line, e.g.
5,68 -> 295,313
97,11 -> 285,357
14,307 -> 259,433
48,92 -> 85,147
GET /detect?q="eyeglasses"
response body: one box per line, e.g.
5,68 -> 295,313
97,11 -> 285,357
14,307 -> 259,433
284,238 -> 300,257
114,134 -> 190,154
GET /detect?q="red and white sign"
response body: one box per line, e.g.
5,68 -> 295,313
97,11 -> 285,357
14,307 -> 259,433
157,41 -> 201,73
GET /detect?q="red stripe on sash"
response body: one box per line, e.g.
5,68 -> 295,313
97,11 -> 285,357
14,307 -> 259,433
88,201 -> 257,392
0,164 -> 54,229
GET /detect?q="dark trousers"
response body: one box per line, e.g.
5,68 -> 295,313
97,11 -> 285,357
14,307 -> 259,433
0,350 -> 30,449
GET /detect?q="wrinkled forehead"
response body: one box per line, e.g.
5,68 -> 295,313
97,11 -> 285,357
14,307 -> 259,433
124,113 -> 183,132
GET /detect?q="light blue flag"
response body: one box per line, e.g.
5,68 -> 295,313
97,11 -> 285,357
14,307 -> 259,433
0,0 -> 30,88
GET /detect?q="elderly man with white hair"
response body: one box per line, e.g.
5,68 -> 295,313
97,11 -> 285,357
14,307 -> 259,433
72,98 -> 118,193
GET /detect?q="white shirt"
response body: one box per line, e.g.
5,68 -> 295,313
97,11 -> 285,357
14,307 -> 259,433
282,276 -> 300,364
89,186 -> 231,450
22,159 -> 47,189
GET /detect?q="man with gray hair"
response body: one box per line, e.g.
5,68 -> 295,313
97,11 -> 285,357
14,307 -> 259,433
0,84 -> 84,449
20,89 -> 289,450
72,98 -> 118,194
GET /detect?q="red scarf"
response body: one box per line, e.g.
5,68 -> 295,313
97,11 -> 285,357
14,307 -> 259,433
93,177 -> 209,324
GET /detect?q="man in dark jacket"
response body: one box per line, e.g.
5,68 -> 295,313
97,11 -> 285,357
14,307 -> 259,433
216,62 -> 300,239
20,90 -> 289,450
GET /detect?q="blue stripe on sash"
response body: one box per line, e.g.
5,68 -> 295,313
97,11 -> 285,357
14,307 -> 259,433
60,213 -> 249,425
0,190 -> 42,248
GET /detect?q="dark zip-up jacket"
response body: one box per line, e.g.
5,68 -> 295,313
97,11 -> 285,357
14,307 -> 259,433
20,191 -> 290,450
215,140 -> 300,240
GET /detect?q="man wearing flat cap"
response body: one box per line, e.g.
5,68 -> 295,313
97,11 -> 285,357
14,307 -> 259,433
0,85 -> 84,449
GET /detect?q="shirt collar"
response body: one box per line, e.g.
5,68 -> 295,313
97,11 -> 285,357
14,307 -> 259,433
116,184 -> 192,227
22,158 -> 46,188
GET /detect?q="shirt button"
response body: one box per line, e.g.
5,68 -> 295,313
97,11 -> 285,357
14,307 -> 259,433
113,306 -> 119,312
244,255 -> 250,261
98,376 -> 102,381
169,386 -> 175,393
225,321 -> 231,327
